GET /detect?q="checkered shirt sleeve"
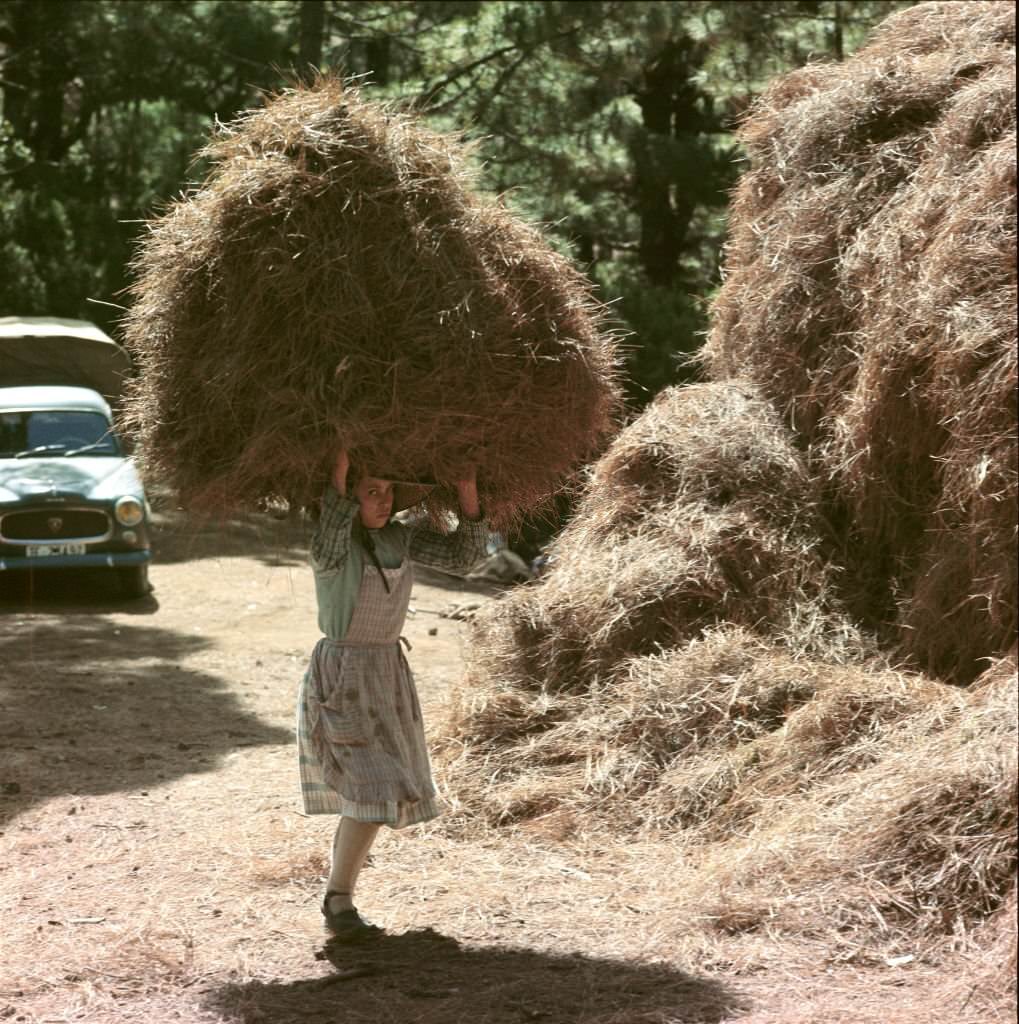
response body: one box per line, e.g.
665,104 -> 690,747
310,485 -> 359,573
407,514 -> 488,575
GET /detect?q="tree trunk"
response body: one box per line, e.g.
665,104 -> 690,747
831,1 -> 845,61
298,0 -> 326,82
364,37 -> 392,86
2,0 -> 74,162
631,36 -> 706,289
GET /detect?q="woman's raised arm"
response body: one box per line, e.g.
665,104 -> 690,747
454,464 -> 481,521
333,448 -> 351,496
407,464 -> 487,573
311,448 -> 358,574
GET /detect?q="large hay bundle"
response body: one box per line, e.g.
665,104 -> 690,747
458,383 -> 866,701
442,629 -> 1017,945
121,77 -> 620,522
680,653 -> 1017,944
437,2 -> 1017,967
703,1 -> 1017,683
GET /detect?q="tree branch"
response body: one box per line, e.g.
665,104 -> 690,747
415,23 -> 584,111
415,40 -> 524,109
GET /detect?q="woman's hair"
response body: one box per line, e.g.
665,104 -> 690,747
352,517 -> 392,594
345,465 -> 394,593
347,464 -> 398,494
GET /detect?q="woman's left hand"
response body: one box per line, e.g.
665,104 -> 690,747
455,466 -> 481,521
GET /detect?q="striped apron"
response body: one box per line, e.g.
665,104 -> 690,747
296,559 -> 441,828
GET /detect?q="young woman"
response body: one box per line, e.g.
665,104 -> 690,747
296,448 -> 487,940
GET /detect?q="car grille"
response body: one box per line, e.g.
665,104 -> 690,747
1,508 -> 112,542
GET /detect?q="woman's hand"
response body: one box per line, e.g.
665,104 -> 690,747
333,448 -> 350,495
455,465 -> 481,522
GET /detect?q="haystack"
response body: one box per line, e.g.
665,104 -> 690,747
442,628 -> 1017,944
455,383 -> 866,701
437,384 -> 871,825
436,1 -> 1017,965
703,0 -> 1017,683
680,652 -> 1017,945
121,76 -> 620,522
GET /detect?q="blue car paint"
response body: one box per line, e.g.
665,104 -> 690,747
0,385 -> 152,579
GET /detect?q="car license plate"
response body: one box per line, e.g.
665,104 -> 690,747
27,543 -> 87,557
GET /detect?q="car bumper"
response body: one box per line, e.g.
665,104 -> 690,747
0,550 -> 151,571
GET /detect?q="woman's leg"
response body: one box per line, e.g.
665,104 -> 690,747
326,816 -> 380,913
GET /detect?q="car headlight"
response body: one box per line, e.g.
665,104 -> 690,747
115,496 -> 145,527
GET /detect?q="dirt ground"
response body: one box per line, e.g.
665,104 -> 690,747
0,509 -> 1011,1024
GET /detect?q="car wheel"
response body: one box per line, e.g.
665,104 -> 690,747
117,564 -> 150,599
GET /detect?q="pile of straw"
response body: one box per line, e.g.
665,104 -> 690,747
438,383 -> 871,827
442,627 -> 1017,942
458,384 -> 866,699
121,77 -> 620,522
703,0 -> 1017,684
436,0 -> 1017,959
681,650 -> 1017,943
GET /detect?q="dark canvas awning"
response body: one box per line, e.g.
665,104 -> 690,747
0,317 -> 133,402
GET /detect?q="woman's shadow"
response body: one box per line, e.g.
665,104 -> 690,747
205,925 -> 745,1023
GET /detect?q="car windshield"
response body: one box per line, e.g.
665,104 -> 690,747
0,410 -> 121,457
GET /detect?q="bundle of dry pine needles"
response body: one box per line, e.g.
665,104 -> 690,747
121,76 -> 620,523
703,0 -> 1017,683
454,383 -> 867,701
435,0 -> 1017,974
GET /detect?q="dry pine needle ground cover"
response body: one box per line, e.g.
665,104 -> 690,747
1,514 -> 1013,1024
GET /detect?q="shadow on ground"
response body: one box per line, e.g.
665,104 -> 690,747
206,927 -> 746,1024
414,563 -> 509,598
150,508 -> 311,568
0,616 -> 291,824
0,566 -> 160,612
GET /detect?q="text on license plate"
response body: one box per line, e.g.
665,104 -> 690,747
27,543 -> 87,557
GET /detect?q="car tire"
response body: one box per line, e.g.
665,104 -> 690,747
117,564 -> 150,599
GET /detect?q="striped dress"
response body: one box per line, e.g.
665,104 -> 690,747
297,487 -> 487,827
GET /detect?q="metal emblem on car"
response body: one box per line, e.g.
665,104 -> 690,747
47,517 -> 64,534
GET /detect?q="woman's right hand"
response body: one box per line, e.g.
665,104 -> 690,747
454,464 -> 481,521
333,448 -> 350,494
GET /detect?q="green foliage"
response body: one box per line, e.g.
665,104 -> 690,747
0,0 -> 292,331
0,0 -> 913,396
0,121 -> 75,312
604,276 -> 710,405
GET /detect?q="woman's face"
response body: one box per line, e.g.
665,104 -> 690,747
354,475 -> 394,529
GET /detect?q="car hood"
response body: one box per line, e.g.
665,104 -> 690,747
0,456 -> 145,503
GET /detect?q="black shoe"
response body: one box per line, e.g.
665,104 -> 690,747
321,890 -> 383,942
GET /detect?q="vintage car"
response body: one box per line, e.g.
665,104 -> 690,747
0,318 -> 151,597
